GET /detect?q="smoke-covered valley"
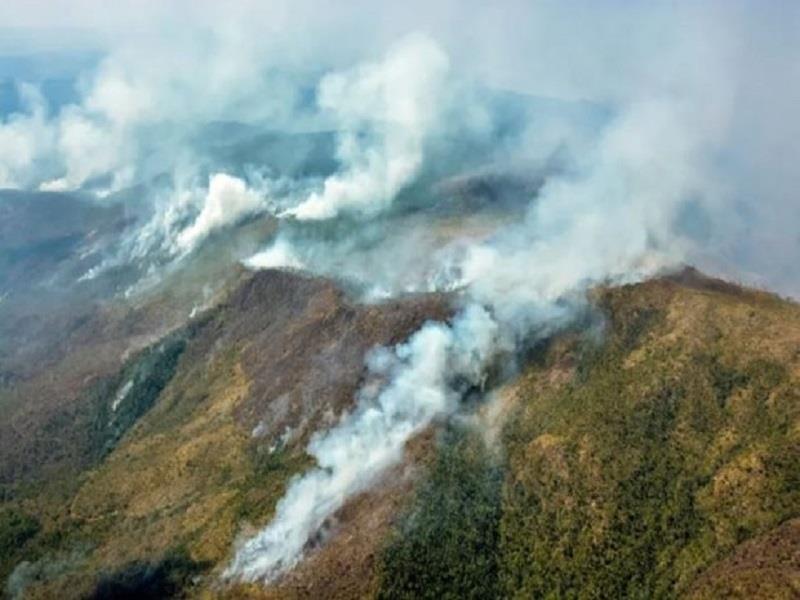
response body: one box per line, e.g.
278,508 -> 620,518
1,1 -> 800,598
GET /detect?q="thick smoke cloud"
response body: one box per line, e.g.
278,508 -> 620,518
460,96 -> 722,328
2,2 -> 798,293
0,85 -> 54,189
286,34 -> 451,220
176,174 -> 264,251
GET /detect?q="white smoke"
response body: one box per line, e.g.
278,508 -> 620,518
460,96 -> 725,327
244,237 -> 305,271
0,19 -> 308,195
286,34 -> 451,220
3,3 -> 796,293
0,85 -> 54,189
225,304 -> 505,582
176,173 -> 265,251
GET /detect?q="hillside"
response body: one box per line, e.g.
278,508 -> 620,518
1,268 -> 798,599
0,268 -> 451,598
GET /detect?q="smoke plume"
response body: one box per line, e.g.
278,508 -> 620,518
225,305 -> 505,581
286,34 -> 452,220
176,173 -> 265,251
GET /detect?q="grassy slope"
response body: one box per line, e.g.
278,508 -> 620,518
375,272 -> 800,599
499,275 -> 800,598
1,338 -> 286,599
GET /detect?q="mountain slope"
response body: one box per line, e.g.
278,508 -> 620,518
1,269 -> 798,599
373,269 -> 800,599
1,269 -> 450,599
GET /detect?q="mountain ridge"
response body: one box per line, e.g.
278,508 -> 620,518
1,267 -> 798,599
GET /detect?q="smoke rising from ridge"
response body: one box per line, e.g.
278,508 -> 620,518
225,305 -> 505,581
176,173 -> 265,251
286,34 -> 452,220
